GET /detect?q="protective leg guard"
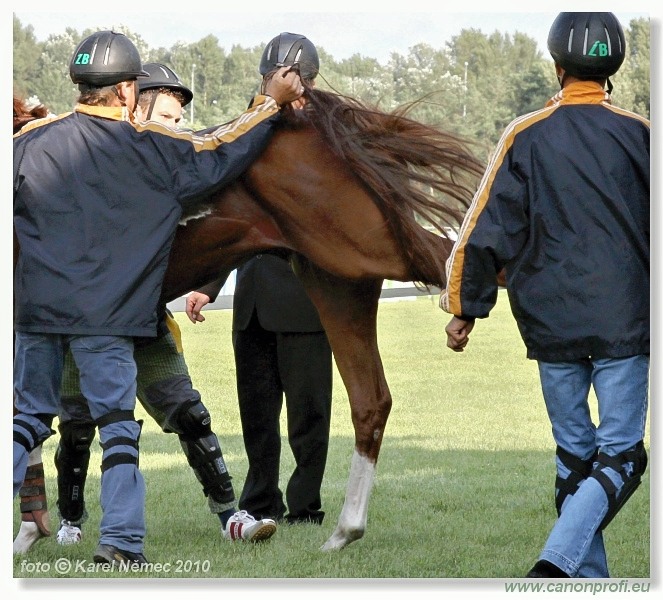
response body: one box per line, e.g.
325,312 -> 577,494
14,449 -> 52,554
14,414 -> 55,454
19,460 -> 51,534
13,415 -> 55,554
95,412 -> 146,550
54,421 -> 96,524
180,434 -> 235,505
175,399 -> 235,505
554,446 -> 597,516
590,441 -> 648,530
97,411 -> 142,472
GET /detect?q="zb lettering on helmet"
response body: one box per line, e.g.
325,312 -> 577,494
588,41 -> 609,57
75,53 -> 91,65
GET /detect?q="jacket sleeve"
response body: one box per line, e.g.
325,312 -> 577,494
136,95 -> 282,208
195,276 -> 227,302
440,126 -> 530,318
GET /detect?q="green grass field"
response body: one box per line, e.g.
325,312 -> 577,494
12,292 -> 651,581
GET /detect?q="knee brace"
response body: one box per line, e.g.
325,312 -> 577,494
174,399 -> 212,437
14,414 -> 54,454
554,446 -> 597,516
590,441 -> 648,530
96,410 -> 142,473
54,420 -> 96,523
175,400 -> 234,505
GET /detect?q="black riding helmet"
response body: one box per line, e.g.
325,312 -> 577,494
547,13 -> 626,79
70,30 -> 149,87
259,32 -> 319,80
139,63 -> 193,106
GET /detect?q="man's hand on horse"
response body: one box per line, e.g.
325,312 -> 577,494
263,67 -> 304,106
445,316 -> 475,352
185,292 -> 211,324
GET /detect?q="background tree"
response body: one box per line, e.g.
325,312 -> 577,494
217,43 -> 263,123
611,17 -> 650,117
13,15 -> 649,147
30,30 -> 80,115
13,15 -> 43,99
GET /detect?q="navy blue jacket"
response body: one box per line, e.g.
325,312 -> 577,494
14,98 -> 281,337
441,82 -> 649,361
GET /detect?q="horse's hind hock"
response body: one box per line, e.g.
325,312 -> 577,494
320,450 -> 376,551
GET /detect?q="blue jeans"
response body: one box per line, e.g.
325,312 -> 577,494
13,332 -> 146,552
536,355 -> 649,577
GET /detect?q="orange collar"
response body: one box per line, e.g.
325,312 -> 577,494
74,104 -> 136,122
546,81 -> 611,108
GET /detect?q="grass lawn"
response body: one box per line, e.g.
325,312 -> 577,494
12,291 -> 651,585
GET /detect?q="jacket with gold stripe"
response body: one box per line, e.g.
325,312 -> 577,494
440,81 -> 649,361
14,97 -> 281,337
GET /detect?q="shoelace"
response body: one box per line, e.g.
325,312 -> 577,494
234,510 -> 256,523
61,519 -> 78,528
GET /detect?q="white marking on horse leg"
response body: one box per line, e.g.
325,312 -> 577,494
321,450 -> 375,551
13,522 -> 46,554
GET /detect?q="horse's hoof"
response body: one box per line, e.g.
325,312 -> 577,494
13,521 -> 48,554
320,526 -> 365,551
320,537 -> 347,551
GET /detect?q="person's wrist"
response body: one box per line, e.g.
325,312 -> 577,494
262,94 -> 281,108
456,314 -> 476,323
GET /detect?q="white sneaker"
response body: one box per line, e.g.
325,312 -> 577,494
56,520 -> 82,545
224,510 -> 276,542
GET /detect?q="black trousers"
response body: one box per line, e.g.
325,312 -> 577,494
233,311 -> 332,523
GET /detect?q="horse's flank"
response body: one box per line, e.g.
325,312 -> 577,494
170,88 -> 484,299
300,89 -> 484,282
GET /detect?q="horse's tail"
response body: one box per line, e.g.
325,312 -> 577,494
302,89 -> 485,286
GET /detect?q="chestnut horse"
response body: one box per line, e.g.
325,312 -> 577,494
163,88 -> 484,550
13,89 -> 484,552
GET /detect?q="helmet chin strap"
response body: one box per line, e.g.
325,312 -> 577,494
129,81 -> 139,114
555,64 -> 566,90
145,90 -> 160,121
112,82 -> 139,114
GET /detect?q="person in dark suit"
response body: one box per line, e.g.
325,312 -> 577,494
186,33 -> 332,525
233,252 -> 332,524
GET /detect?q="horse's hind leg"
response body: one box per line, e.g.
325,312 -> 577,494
294,258 -> 390,550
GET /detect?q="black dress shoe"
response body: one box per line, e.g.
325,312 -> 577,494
526,560 -> 570,578
285,514 -> 324,525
